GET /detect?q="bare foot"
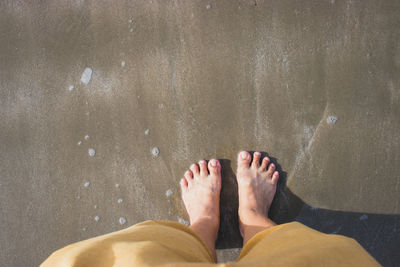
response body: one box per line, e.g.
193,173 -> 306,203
237,151 -> 279,245
180,159 -> 221,262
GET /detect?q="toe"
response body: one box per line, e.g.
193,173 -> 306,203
267,163 -> 276,177
180,178 -> 188,189
260,157 -> 270,171
208,159 -> 220,175
252,152 -> 261,168
185,170 -> 193,181
238,151 -> 251,168
198,160 -> 208,175
190,164 -> 200,176
271,171 -> 279,184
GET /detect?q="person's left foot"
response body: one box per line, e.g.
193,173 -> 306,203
180,159 -> 221,260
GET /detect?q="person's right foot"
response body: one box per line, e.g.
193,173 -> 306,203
237,151 -> 279,242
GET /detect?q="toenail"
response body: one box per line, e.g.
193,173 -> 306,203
255,152 -> 261,156
211,160 -> 217,167
241,152 -> 248,159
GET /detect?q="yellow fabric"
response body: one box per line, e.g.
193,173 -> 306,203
41,221 -> 380,267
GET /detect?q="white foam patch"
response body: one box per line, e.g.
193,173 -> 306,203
81,68 -> 93,85
88,148 -> 96,157
145,129 -> 150,135
117,198 -> 123,204
327,116 -> 338,124
85,135 -> 90,140
77,141 -> 82,145
94,216 -> 100,222
68,85 -> 75,91
177,217 -> 189,226
119,217 -> 127,225
115,183 -> 120,188
152,147 -> 159,157
84,182 -> 90,187
165,189 -> 173,197
121,61 -> 126,67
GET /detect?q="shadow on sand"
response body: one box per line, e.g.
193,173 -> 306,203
216,155 -> 400,267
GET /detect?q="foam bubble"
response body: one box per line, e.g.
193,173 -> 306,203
115,183 -> 120,188
177,217 -> 189,225
128,19 -> 133,23
327,116 -> 338,124
84,135 -> 90,140
84,182 -> 90,187
68,85 -> 75,91
145,129 -> 150,135
121,61 -> 126,67
88,148 -> 96,157
206,4 -> 211,9
165,189 -> 173,197
117,198 -> 123,204
77,141 -> 82,145
119,217 -> 127,225
81,68 -> 93,85
94,216 -> 100,222
152,147 -> 160,157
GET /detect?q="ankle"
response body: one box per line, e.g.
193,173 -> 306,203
189,218 -> 218,262
191,215 -> 219,228
239,207 -> 269,223
239,210 -> 276,245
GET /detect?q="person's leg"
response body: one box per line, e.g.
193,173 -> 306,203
234,151 -> 380,267
180,159 -> 221,262
41,159 -> 221,267
236,151 -> 279,245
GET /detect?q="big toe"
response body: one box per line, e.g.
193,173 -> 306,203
238,151 -> 251,169
208,159 -> 220,175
